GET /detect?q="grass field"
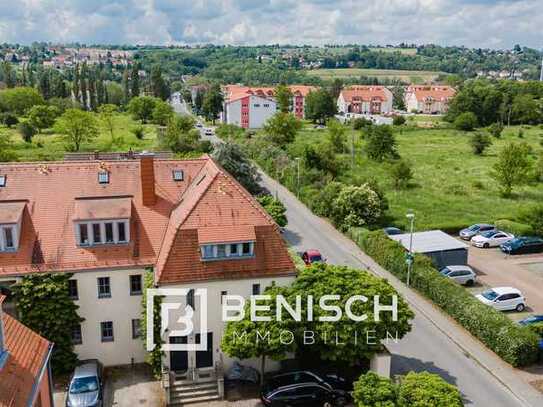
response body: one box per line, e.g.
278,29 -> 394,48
307,68 -> 445,83
2,113 -> 160,162
285,124 -> 543,231
368,47 -> 418,55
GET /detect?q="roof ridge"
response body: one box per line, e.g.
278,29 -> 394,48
0,158 -> 209,167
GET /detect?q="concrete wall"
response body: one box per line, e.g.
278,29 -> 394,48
248,95 -> 276,129
161,275 -> 295,373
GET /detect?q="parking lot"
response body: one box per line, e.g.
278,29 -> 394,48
467,243 -> 543,320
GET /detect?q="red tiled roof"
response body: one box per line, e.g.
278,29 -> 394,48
0,296 -> 52,407
0,156 -> 295,284
406,86 -> 456,102
224,85 -> 317,103
198,225 -> 256,244
0,202 -> 25,224
339,86 -> 390,103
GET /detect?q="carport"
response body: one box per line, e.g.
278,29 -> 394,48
389,230 -> 469,269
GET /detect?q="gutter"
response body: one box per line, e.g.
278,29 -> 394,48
26,342 -> 54,407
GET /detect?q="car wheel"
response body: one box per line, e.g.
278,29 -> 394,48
483,243 -> 490,248
323,402 -> 333,407
334,396 -> 348,407
465,280 -> 474,287
516,303 -> 526,312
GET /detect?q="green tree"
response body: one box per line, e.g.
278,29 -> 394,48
194,89 -> 204,113
392,115 -> 406,126
302,141 -> 342,177
0,87 -> 44,115
11,273 -> 83,375
511,94 -> 542,124
107,82 -> 124,106
326,119 -> 347,153
131,63 -> 140,99
397,372 -> 463,407
27,105 -> 60,132
150,65 -> 170,100
215,123 -> 245,141
454,112 -> 478,131
305,89 -> 337,124
331,184 -> 386,230
162,115 -> 201,154
221,284 -> 294,384
0,130 -> 17,161
98,104 -> 118,142
212,142 -> 261,194
1,61 -> 16,88
290,264 -> 414,365
17,121 -> 37,143
390,160 -> 414,189
127,96 -> 159,123
470,131 -> 492,155
353,372 -> 397,407
122,68 -> 130,104
151,100 -> 174,126
257,194 -> 288,227
202,84 -> 224,124
55,108 -> 99,151
275,84 -> 292,113
366,125 -> 398,161
491,142 -> 533,196
263,112 -> 302,146
519,204 -> 543,236
312,181 -> 344,217
488,122 -> 504,138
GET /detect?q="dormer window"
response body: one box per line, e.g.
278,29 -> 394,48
0,175 -> 5,187
0,225 -> 17,251
172,169 -> 184,181
0,202 -> 24,253
200,241 -> 255,260
98,171 -> 109,184
77,220 -> 130,247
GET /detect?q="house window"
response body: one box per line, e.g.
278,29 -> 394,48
76,220 -> 129,246
254,104 -> 260,107
200,241 -> 255,260
0,175 -> 5,187
242,242 -> 253,256
79,224 -> 89,245
0,225 -> 18,252
217,244 -> 226,258
98,171 -> 109,184
68,279 -> 79,300
130,275 -> 142,295
71,324 -> 82,345
263,104 -> 270,108
100,321 -> 114,342
229,243 -> 240,257
132,319 -> 141,339
172,169 -> 184,181
92,223 -> 102,244
202,245 -> 214,259
252,284 -> 260,295
187,289 -> 195,310
117,221 -> 127,242
105,222 -> 114,243
97,277 -> 111,298
4,227 -> 14,249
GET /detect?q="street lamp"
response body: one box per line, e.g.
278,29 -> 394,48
295,157 -> 301,198
406,211 -> 415,287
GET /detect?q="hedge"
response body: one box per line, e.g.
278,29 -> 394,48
354,229 -> 540,367
495,219 -> 534,237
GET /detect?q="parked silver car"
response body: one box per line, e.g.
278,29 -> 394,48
459,224 -> 496,240
66,360 -> 104,407
440,265 -> 477,286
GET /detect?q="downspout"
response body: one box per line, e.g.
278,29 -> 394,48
26,342 -> 54,407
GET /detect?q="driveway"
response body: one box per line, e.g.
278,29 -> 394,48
468,245 -> 543,319
54,365 -> 165,407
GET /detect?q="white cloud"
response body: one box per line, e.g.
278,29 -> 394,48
0,0 -> 541,48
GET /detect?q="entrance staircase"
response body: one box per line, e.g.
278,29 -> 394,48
164,364 -> 224,406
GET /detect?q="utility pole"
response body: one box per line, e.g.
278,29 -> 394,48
295,157 -> 301,198
406,211 -> 415,287
351,132 -> 355,170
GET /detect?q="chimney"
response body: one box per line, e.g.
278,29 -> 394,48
139,152 -> 156,206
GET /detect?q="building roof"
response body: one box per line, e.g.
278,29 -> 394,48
389,230 -> 468,253
224,85 -> 317,103
0,155 -> 295,284
0,296 -> 52,407
0,202 -> 25,224
406,86 -> 456,102
339,86 -> 391,103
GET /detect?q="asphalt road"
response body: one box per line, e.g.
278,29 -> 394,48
171,97 -> 536,406
258,172 -> 529,407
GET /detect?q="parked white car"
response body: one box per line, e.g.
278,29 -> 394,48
476,287 -> 526,312
439,265 -> 477,286
471,231 -> 514,248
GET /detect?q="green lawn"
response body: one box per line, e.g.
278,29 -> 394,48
3,113 -> 160,162
306,68 -> 446,83
368,47 -> 418,55
287,124 -> 543,231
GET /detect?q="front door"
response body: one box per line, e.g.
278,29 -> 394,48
169,336 -> 188,372
195,332 -> 214,368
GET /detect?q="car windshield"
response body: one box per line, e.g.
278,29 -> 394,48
70,376 -> 99,394
480,231 -> 496,238
468,225 -> 480,231
440,267 -> 451,275
481,290 -> 499,301
310,255 -> 322,262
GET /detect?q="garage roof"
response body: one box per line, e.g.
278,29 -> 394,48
389,230 -> 468,253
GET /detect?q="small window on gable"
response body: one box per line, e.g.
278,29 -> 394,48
98,171 -> 109,184
172,169 -> 184,181
0,175 -> 5,187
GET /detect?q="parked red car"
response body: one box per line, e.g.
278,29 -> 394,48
301,249 -> 325,266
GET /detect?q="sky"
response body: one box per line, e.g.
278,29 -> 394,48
0,0 -> 541,49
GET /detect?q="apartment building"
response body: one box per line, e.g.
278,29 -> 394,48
404,85 -> 456,114
337,86 -> 394,115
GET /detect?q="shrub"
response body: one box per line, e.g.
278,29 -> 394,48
131,125 -> 145,140
352,117 -> 373,130
397,372 -> 463,407
454,112 -> 478,131
494,219 -> 534,237
0,112 -> 18,127
358,230 -> 540,367
257,194 -> 288,227
392,115 -> 406,126
312,181 -> 344,218
488,122 -> 504,138
518,205 -> 543,236
365,125 -> 399,161
17,121 -> 37,143
470,131 -> 492,155
353,372 -> 397,407
331,184 -> 384,230
390,160 -> 413,189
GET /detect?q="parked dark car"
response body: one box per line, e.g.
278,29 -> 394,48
66,360 -> 104,407
518,315 -> 543,326
383,227 -> 403,236
261,382 -> 348,407
500,237 -> 543,255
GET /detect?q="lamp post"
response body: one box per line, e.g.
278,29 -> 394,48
406,211 -> 415,287
295,157 -> 301,198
